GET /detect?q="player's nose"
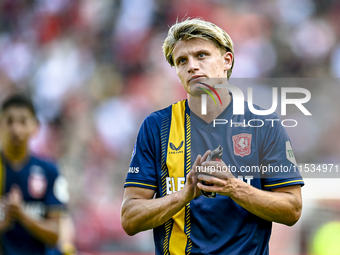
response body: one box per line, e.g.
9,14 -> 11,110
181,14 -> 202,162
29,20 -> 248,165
10,122 -> 23,136
187,57 -> 199,73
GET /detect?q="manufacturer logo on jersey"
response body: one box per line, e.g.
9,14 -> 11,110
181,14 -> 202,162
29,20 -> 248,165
169,141 -> 184,154
232,133 -> 252,157
28,166 -> 47,199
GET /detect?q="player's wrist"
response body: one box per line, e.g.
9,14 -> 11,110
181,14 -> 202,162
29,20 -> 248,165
227,178 -> 244,199
15,207 -> 27,224
177,187 -> 192,205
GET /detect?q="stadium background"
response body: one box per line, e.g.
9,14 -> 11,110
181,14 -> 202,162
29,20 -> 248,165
0,0 -> 340,254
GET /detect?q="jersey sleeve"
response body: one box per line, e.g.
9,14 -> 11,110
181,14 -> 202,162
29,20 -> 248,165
124,115 -> 158,190
43,163 -> 69,211
259,113 -> 304,190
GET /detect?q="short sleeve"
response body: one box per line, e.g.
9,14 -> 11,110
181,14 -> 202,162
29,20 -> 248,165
260,114 -> 304,190
44,164 -> 69,210
124,116 -> 158,190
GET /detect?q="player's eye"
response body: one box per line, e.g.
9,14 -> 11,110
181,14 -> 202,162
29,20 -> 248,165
178,58 -> 186,65
6,117 -> 13,125
198,53 -> 206,58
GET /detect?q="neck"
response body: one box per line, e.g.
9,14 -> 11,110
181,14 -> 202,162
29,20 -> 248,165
188,89 -> 231,123
2,144 -> 29,165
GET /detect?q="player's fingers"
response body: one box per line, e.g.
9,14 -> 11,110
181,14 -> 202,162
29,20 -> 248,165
7,191 -> 15,203
9,185 -> 22,199
194,154 -> 201,166
189,155 -> 200,185
7,205 -> 20,218
192,154 -> 201,169
10,184 -> 21,193
200,150 -> 211,164
204,170 -> 234,180
197,182 -> 224,192
188,155 -> 200,184
202,160 -> 226,167
186,170 -> 193,184
197,174 -> 228,187
201,160 -> 234,178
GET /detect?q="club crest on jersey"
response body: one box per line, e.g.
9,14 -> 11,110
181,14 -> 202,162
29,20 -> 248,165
232,133 -> 252,157
28,166 -> 47,199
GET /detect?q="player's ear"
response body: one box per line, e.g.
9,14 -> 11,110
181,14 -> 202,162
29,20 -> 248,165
223,52 -> 233,72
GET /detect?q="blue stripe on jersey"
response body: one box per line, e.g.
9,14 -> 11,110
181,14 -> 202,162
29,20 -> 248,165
125,98 -> 304,255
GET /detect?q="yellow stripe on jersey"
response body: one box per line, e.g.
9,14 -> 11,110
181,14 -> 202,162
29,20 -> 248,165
0,154 -> 5,197
124,182 -> 157,188
264,179 -> 304,188
167,100 -> 188,255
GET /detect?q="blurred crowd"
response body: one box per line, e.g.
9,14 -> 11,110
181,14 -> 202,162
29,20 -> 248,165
0,0 -> 340,253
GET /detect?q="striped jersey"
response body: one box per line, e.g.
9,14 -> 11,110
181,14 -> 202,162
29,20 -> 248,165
125,98 -> 304,255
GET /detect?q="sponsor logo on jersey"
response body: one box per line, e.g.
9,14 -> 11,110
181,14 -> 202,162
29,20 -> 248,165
128,167 -> 139,173
28,166 -> 47,199
0,201 -> 46,221
286,141 -> 297,165
22,201 -> 46,220
169,141 -> 184,154
232,133 -> 252,157
165,176 -> 254,195
166,177 -> 185,194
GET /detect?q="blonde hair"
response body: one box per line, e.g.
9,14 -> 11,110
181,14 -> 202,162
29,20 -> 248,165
162,18 -> 235,79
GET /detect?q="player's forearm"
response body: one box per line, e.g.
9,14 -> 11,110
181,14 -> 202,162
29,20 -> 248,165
17,213 -> 59,246
121,191 -> 187,236
229,180 -> 302,226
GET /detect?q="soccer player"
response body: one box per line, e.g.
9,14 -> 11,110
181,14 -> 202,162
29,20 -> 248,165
0,94 -> 68,255
121,18 -> 304,254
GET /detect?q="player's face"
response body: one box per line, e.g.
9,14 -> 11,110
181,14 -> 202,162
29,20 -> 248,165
172,37 -> 233,96
0,107 -> 37,147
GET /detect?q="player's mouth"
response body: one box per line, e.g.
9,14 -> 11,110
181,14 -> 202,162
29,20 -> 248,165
188,75 -> 205,83
10,135 -> 25,145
